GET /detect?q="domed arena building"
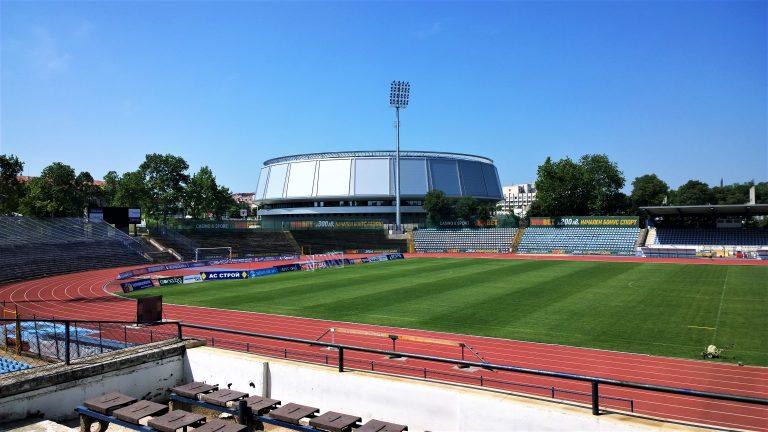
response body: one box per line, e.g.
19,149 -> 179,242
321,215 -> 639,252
254,151 -> 503,229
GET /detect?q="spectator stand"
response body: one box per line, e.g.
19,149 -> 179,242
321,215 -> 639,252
640,204 -> 768,259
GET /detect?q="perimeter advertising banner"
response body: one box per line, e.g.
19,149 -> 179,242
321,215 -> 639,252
248,268 -> 279,278
200,271 -> 248,281
274,263 -> 302,272
529,216 -> 638,227
183,274 -> 203,284
158,276 -> 184,286
120,278 -> 154,293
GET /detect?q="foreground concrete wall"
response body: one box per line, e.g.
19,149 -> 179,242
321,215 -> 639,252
185,347 -> 690,432
0,341 -> 187,423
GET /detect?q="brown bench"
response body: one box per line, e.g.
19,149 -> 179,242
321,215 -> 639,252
356,419 -> 409,432
113,400 -> 168,424
244,395 -> 281,415
147,410 -> 206,432
170,382 -> 218,399
83,392 -> 137,415
192,419 -> 247,432
200,389 -> 248,407
309,411 -> 361,432
269,402 -> 319,425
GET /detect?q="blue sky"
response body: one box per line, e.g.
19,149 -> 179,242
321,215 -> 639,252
1,1 -> 765,192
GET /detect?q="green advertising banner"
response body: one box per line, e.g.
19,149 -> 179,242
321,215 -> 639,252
529,216 -> 638,227
158,275 -> 184,286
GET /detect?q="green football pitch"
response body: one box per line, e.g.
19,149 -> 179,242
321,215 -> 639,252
125,258 -> 768,366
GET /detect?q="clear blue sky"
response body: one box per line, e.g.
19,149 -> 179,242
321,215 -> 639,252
1,1 -> 765,192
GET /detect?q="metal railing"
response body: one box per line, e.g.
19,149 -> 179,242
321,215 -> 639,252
179,322 -> 768,418
0,318 -> 181,366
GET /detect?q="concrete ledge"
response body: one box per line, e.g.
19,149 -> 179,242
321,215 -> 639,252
0,339 -> 201,398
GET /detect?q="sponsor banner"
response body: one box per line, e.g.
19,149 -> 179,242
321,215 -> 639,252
183,274 -> 203,284
274,263 -> 302,272
367,255 -> 389,263
385,253 -> 405,260
116,255 -> 301,279
529,216 -> 638,227
158,275 -> 184,286
248,268 -> 279,278
120,278 -> 154,293
286,220 -> 385,230
200,271 -> 249,281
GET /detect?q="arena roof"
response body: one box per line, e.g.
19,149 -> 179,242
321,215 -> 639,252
263,150 -> 494,166
640,204 -> 768,216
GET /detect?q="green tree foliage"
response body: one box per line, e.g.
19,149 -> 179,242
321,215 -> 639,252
20,162 -> 80,216
113,170 -> 150,208
532,157 -> 589,216
672,180 -> 714,205
532,154 -> 627,216
423,190 -> 453,226
711,182 -> 751,205
454,197 -> 478,225
75,171 -> 102,209
630,174 -> 669,209
0,154 -> 24,215
580,154 -> 625,215
184,166 -> 235,219
102,171 -> 120,205
140,154 -> 190,223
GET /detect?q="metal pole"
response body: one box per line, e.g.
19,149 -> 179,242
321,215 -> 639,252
395,107 -> 401,231
64,321 -> 71,365
592,381 -> 600,415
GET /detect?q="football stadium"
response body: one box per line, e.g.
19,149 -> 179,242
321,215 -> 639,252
1,163 -> 767,432
2,3 -> 767,432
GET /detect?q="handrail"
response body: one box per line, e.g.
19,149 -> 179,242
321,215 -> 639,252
178,322 -> 768,416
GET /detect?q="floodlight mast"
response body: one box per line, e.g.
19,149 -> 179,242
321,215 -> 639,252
389,81 -> 410,232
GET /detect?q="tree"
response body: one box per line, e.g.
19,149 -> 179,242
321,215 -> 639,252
114,170 -> 149,208
75,171 -> 101,209
0,154 -> 24,215
630,174 -> 669,209
712,182 -> 751,205
454,197 -> 478,226
533,156 -> 590,216
423,190 -> 453,226
215,186 -> 237,219
672,180 -> 714,205
103,171 -> 120,206
580,154 -> 625,215
20,162 -> 79,217
139,154 -> 190,224
184,166 -> 219,219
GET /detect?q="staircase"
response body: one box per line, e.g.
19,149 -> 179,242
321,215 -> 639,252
511,227 -> 525,253
644,228 -> 657,246
635,228 -> 648,248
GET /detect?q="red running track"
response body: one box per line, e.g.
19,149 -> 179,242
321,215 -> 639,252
1,255 -> 766,431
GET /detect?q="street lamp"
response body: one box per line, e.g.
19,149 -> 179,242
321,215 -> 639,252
389,80 -> 410,232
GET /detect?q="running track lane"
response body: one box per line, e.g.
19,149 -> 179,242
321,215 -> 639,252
1,256 -> 766,431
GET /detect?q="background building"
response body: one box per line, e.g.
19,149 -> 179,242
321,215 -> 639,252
254,151 -> 503,229
500,183 -> 537,216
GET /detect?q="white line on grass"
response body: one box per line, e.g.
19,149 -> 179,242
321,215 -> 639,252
710,268 -> 729,344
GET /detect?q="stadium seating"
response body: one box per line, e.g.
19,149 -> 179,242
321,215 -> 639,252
290,229 -> 407,254
517,227 -> 639,256
654,228 -> 768,247
0,217 -> 150,284
640,247 -> 697,259
0,355 -> 31,374
412,228 -> 517,253
152,229 -> 299,260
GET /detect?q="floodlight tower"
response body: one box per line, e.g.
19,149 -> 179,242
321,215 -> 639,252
389,80 -> 410,232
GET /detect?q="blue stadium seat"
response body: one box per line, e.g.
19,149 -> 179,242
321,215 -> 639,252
412,228 -> 517,253
654,228 -> 768,247
517,227 -> 639,256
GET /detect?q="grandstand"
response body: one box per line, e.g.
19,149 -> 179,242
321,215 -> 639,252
290,229 -> 407,254
412,228 -> 516,252
0,217 -> 150,283
0,355 -> 31,375
517,226 -> 640,256
151,228 -> 299,260
653,228 -> 768,246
